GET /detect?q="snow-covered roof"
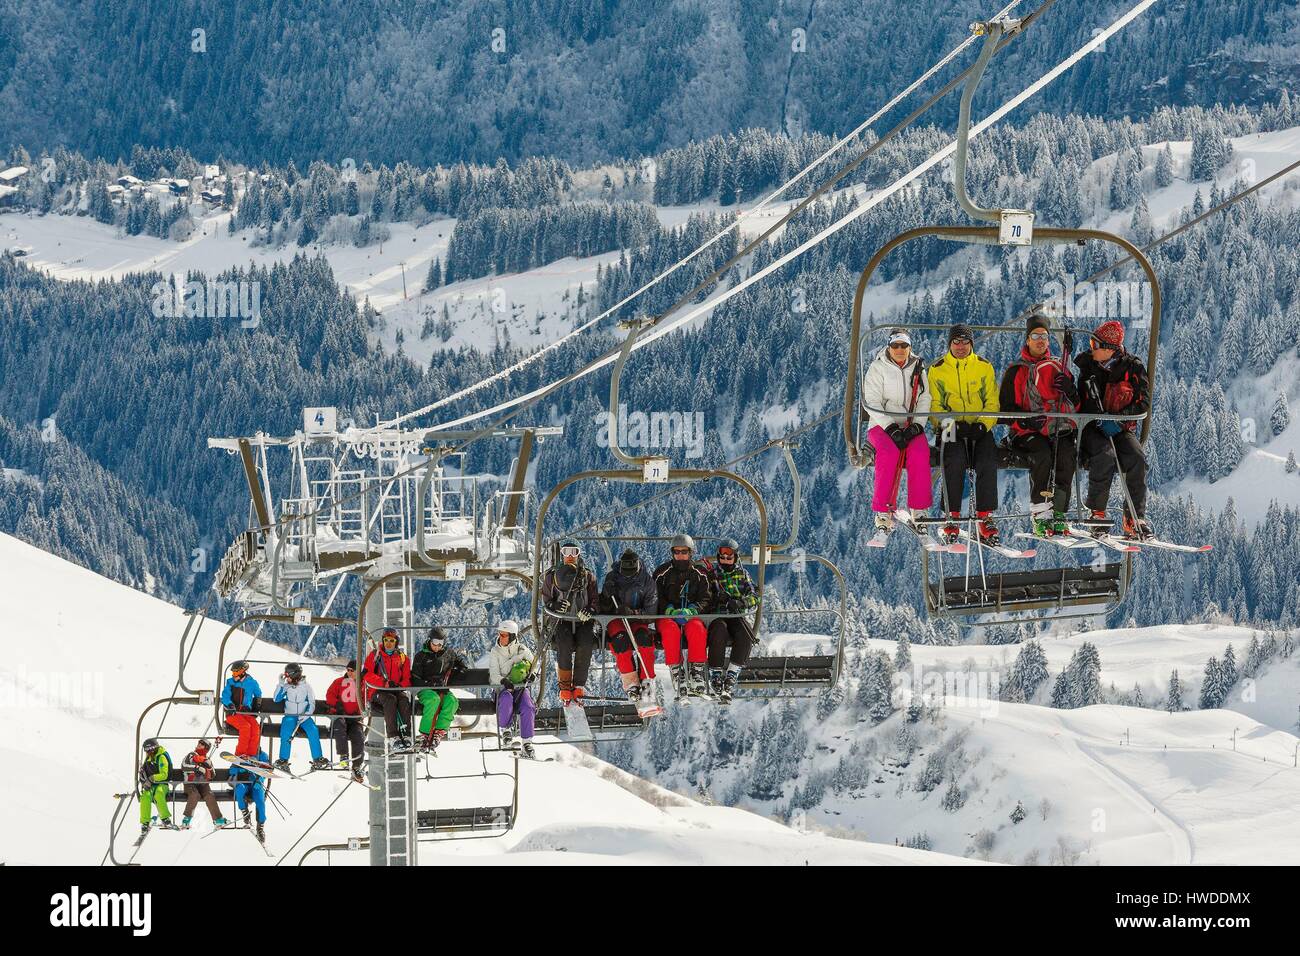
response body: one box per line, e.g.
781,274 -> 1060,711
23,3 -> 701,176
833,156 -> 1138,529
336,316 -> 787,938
0,184 -> 18,199
116,175 -> 143,186
0,166 -> 29,182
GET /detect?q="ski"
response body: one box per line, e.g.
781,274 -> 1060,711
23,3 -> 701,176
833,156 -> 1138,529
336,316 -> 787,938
957,528 -> 1036,558
1065,529 -> 1140,553
339,773 -> 381,790
892,511 -> 967,553
1014,532 -> 1096,550
220,752 -> 287,779
865,528 -> 891,549
560,701 -> 593,739
200,823 -> 236,839
1108,535 -> 1213,554
248,826 -> 274,858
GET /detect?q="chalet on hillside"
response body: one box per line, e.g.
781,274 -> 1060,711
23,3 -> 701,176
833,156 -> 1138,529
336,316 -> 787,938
0,166 -> 30,184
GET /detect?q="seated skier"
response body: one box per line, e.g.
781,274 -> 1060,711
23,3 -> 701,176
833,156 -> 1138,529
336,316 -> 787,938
180,738 -> 228,830
654,533 -> 711,698
362,628 -> 413,752
540,541 -> 599,706
488,620 -> 537,759
138,738 -> 178,837
703,538 -> 758,703
325,660 -> 365,783
861,327 -> 933,536
1074,320 -> 1153,540
929,322 -> 1001,546
229,747 -> 271,844
221,660 -> 263,757
410,627 -> 468,752
600,548 -> 658,705
273,662 -> 329,772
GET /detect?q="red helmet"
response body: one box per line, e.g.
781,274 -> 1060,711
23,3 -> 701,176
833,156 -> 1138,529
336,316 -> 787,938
1092,321 -> 1124,349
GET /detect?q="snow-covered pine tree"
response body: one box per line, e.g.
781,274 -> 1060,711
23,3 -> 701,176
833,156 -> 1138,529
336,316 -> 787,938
895,633 -> 912,670
1167,669 -> 1184,712
1198,656 -> 1224,709
1271,392 -> 1291,437
1010,800 -> 1026,824
1154,143 -> 1174,187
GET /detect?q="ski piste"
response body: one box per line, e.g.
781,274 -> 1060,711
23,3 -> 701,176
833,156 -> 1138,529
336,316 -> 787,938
955,528 -> 1036,558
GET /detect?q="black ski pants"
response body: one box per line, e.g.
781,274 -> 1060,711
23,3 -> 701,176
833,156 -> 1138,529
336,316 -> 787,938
707,617 -> 754,669
1081,426 -> 1147,518
1011,430 -> 1076,513
939,431 -> 999,513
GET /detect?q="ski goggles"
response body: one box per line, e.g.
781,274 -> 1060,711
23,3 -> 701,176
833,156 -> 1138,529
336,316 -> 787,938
716,547 -> 738,561
381,630 -> 400,644
559,546 -> 580,558
1027,331 -> 1050,341
1090,337 -> 1116,350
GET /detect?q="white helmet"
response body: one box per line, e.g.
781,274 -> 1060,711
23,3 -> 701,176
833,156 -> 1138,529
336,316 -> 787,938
498,619 -> 520,636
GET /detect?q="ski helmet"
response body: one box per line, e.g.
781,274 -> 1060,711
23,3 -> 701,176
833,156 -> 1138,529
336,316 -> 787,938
716,537 -> 740,561
195,738 -> 211,752
425,626 -> 447,648
497,619 -> 519,640
670,533 -> 695,554
284,662 -> 303,681
618,549 -> 640,575
142,738 -> 161,753
380,627 -> 400,643
229,660 -> 249,674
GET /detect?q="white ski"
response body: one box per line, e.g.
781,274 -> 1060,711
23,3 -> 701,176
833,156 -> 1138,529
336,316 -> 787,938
1066,529 -> 1140,552
1014,532 -> 1096,550
957,528 -> 1036,558
221,751 -> 287,779
1109,536 -> 1212,554
561,701 -> 593,740
891,511 -> 966,553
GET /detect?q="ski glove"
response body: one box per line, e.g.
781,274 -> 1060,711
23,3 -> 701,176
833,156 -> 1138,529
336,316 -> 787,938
501,678 -> 514,690
576,608 -> 593,623
725,597 -> 745,614
901,423 -> 925,443
885,423 -> 908,449
1054,371 -> 1080,405
552,598 -> 571,613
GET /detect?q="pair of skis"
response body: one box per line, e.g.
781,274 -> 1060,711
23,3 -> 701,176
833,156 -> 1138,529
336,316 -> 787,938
869,510 -> 1037,559
1014,527 -> 1212,554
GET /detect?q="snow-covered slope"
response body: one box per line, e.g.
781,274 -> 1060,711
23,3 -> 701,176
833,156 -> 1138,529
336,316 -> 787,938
0,532 -> 963,866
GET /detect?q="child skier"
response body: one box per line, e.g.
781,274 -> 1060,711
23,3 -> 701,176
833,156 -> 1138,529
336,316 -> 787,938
229,747 -> 271,844
180,738 -> 229,829
488,620 -> 537,759
138,738 -> 178,836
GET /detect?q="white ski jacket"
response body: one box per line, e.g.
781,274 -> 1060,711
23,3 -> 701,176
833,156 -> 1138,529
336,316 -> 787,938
861,347 -> 932,432
488,641 -> 534,686
274,678 -> 316,716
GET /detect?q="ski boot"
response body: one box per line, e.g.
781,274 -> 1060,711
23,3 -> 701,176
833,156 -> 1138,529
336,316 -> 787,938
255,824 -> 266,844
1085,509 -> 1109,537
241,808 -> 252,828
433,728 -> 448,746
521,742 -> 537,760
273,758 -> 291,773
873,513 -> 893,535
419,732 -> 437,753
158,818 -> 179,830
351,769 -> 366,785
940,512 -> 961,545
720,669 -> 739,705
977,512 -> 1000,547
392,735 -> 414,755
1051,511 -> 1071,537
309,756 -> 331,771
214,816 -> 229,827
140,823 -> 151,837
501,726 -> 515,749
668,664 -> 687,698
573,686 -> 586,707
1123,514 -> 1154,540
180,815 -> 193,830
1030,505 -> 1053,537
687,662 -> 709,697
626,681 -> 643,704
708,668 -> 725,699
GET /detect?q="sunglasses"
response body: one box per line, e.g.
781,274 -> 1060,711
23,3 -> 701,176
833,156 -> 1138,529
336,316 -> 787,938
950,336 -> 972,345
671,547 -> 691,555
382,636 -> 398,643
888,342 -> 910,349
